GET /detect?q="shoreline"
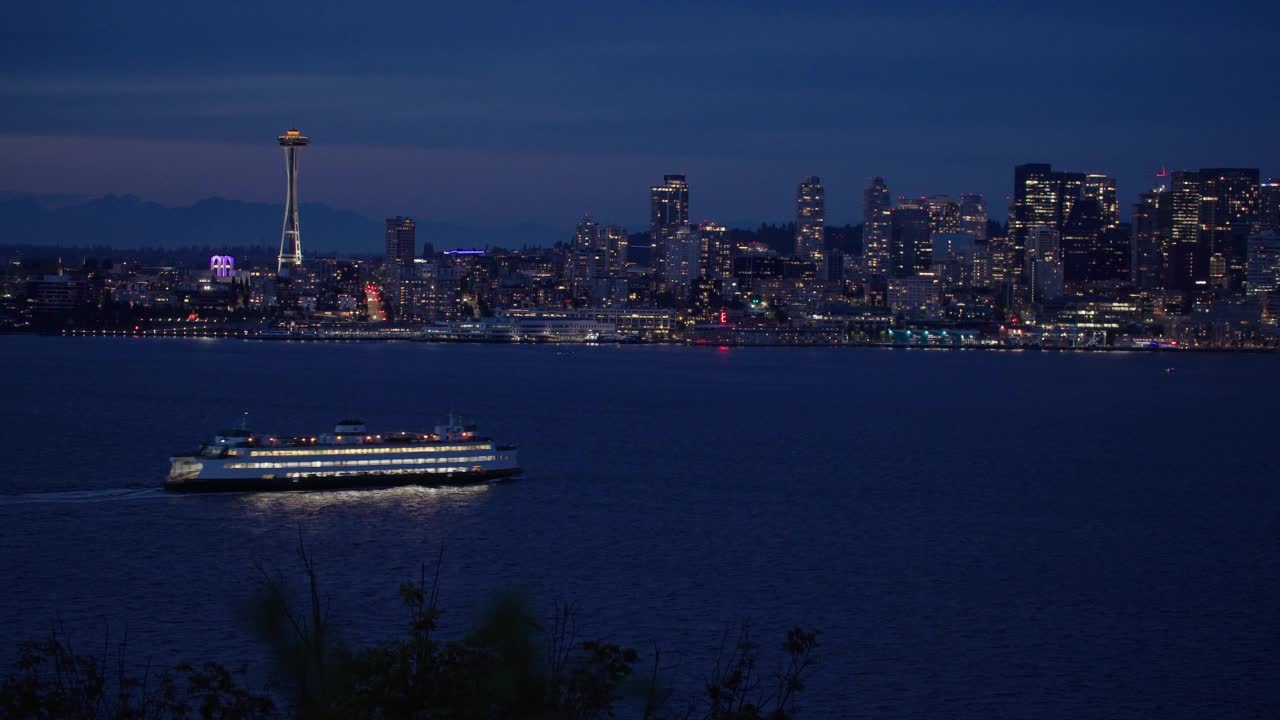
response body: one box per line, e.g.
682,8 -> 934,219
7,328 -> 1276,353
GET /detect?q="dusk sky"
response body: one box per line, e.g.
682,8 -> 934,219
3,1 -> 1278,231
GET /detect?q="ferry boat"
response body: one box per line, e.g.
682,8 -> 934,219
164,415 -> 521,493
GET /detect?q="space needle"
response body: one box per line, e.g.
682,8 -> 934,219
276,128 -> 309,276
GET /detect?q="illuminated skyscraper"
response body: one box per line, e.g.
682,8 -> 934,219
1246,231 -> 1280,296
922,195 -> 960,235
1010,163 -> 1086,272
603,225 -> 629,277
959,193 -> 988,242
862,177 -> 892,275
1198,168 -> 1260,291
1010,164 -> 1060,270
890,206 -> 932,276
1167,171 -> 1203,296
1061,198 -> 1103,291
1262,178 -> 1280,232
570,217 -> 603,299
663,223 -> 700,297
276,129 -> 309,276
1026,226 -> 1064,303
650,174 -> 689,279
385,216 -> 416,267
1083,174 -> 1119,230
795,176 -> 825,272
1132,189 -> 1172,291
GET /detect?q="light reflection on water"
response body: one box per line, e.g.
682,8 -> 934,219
237,483 -> 494,514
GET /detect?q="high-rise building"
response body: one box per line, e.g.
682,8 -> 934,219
1198,168 -> 1260,291
1168,171 -> 1204,296
1010,164 -> 1059,271
1083,174 -> 1119,230
650,174 -> 689,279
1262,178 -> 1280,232
277,129 -> 309,276
1061,198 -> 1102,292
795,176 -> 825,273
890,206 -> 932,276
1246,231 -> 1280,296
570,217 -> 603,300
922,195 -> 961,235
663,223 -> 700,297
862,177 -> 893,275
1009,163 -> 1086,272
1132,188 -> 1172,291
603,225 -> 628,278
1026,226 -> 1064,303
959,193 -> 988,242
385,217 -> 416,267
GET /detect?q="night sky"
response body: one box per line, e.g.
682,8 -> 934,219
3,1 -> 1278,230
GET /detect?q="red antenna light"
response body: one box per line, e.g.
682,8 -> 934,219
1156,165 -> 1168,178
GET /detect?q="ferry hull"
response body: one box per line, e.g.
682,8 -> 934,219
163,467 -> 522,493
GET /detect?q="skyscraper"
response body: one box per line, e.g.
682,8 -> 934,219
1009,163 -> 1086,272
385,216 -> 416,267
1132,189 -> 1172,291
959,193 -> 988,242
570,217 -> 603,300
1083,174 -> 1119,230
1026,226 -> 1064,303
1262,178 -> 1280,232
795,176 -> 825,273
922,195 -> 961,235
890,206 -> 932,276
663,223 -> 700,297
862,177 -> 893,275
1010,164 -> 1060,270
1061,198 -> 1103,292
277,129 -> 309,275
1198,168 -> 1260,291
650,174 -> 689,279
604,225 -> 629,278
1168,170 -> 1203,296
1246,232 -> 1280,296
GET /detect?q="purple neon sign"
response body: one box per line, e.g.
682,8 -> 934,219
210,255 -> 235,278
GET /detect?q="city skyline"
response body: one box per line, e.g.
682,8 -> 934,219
3,2 -> 1278,227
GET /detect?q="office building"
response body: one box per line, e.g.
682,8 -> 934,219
1246,232 -> 1280,296
664,224 -> 701,297
1262,178 -> 1280,232
650,174 -> 689,279
863,177 -> 893,275
1026,226 -> 1064,303
959,193 -> 988,242
1083,174 -> 1119,230
922,195 -> 961,235
1168,171 -> 1204,296
890,206 -> 932,276
1198,168 -> 1260,291
385,216 -> 416,267
1009,163 -> 1086,271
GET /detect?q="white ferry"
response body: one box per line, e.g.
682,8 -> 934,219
164,415 -> 521,493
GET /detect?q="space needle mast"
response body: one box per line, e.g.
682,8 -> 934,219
277,128 -> 309,276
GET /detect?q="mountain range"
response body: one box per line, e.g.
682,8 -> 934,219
0,194 -> 571,252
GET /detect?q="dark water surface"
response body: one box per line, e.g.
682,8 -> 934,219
1,337 -> 1278,718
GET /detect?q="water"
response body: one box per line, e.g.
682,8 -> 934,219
1,336 -> 1278,718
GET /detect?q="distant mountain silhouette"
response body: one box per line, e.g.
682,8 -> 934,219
0,194 -> 570,252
